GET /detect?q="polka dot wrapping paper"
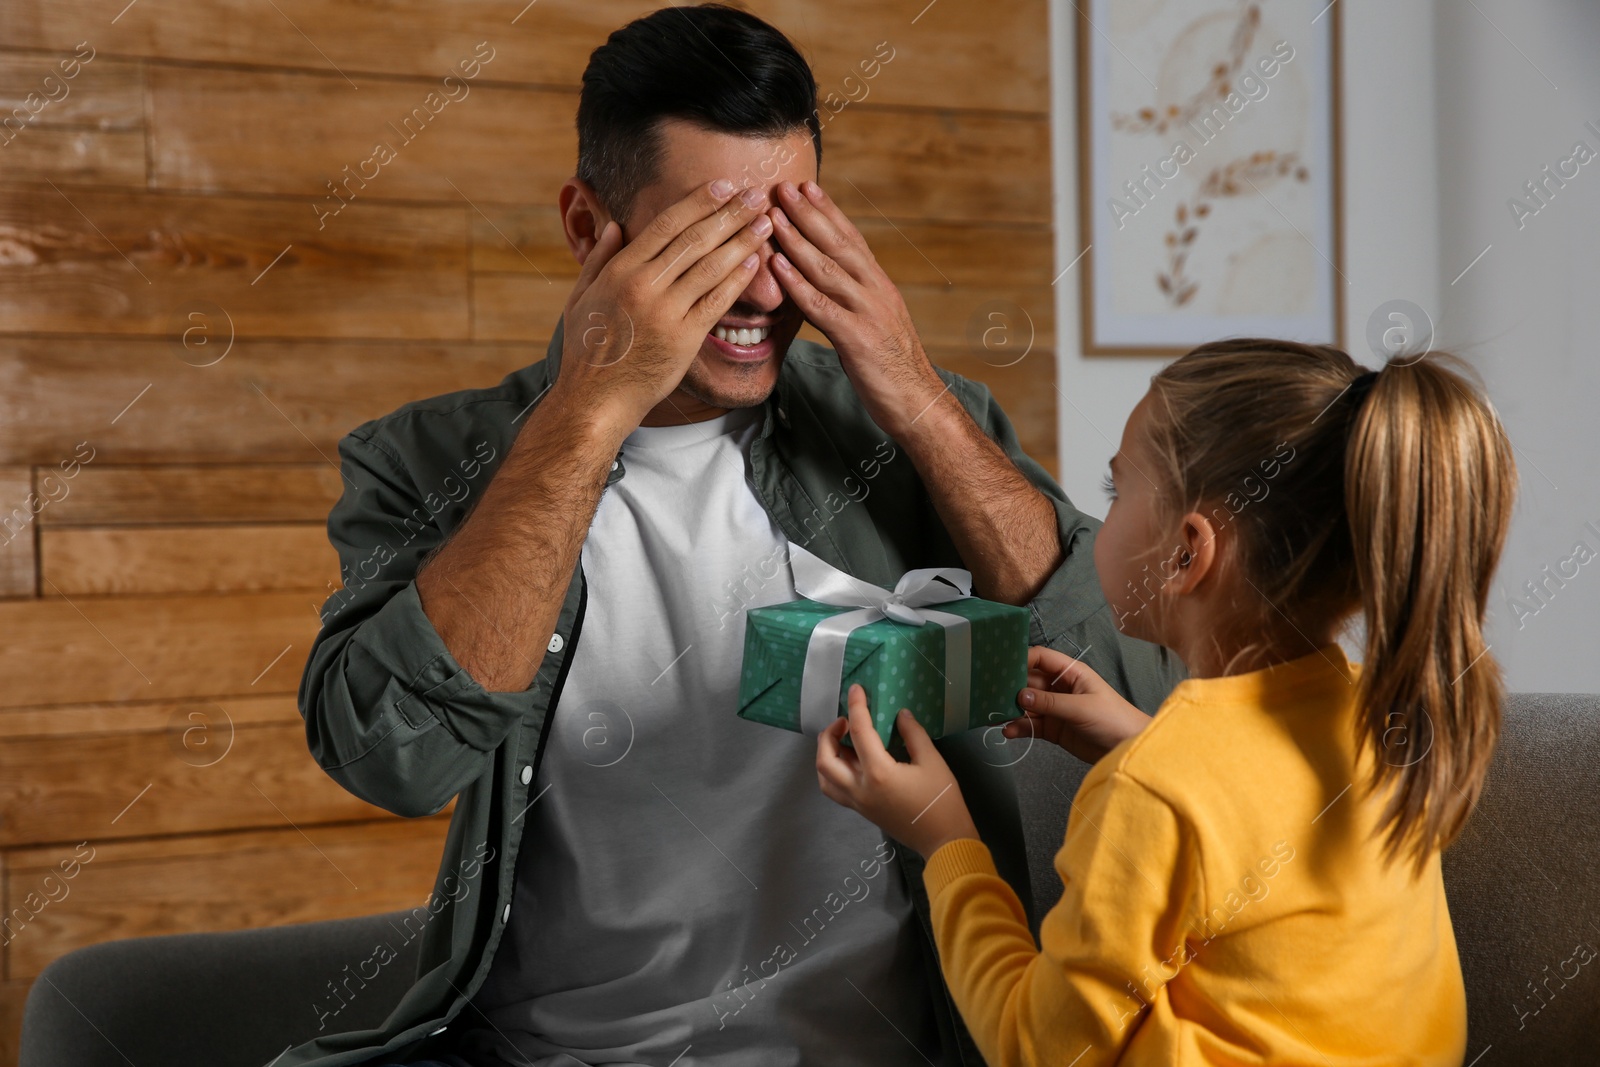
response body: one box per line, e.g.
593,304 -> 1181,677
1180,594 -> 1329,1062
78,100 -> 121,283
736,595 -> 1029,748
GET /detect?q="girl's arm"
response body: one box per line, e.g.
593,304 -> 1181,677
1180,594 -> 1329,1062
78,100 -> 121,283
815,683 -> 1201,1065
922,770 -> 1200,1067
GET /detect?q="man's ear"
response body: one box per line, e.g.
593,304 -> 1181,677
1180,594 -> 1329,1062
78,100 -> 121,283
560,177 -> 612,267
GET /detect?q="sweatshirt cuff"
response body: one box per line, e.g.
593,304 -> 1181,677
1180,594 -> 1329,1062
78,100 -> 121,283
922,836 -> 1001,900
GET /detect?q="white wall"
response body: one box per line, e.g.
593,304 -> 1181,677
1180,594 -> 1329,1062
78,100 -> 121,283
1049,0 -> 1597,692
1435,0 -> 1600,694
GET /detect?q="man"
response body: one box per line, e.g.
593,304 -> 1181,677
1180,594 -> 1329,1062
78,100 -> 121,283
291,5 -> 1182,1066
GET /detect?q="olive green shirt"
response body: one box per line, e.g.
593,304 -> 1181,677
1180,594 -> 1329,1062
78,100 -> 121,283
287,323 -> 1185,1066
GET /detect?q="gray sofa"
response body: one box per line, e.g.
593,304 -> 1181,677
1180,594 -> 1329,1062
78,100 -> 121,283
21,692 -> 1600,1065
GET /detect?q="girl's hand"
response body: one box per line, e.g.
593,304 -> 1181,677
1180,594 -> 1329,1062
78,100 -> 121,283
1003,646 -> 1151,763
816,683 -> 981,860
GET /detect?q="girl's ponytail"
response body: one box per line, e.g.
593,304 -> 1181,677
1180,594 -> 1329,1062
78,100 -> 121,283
1344,355 -> 1517,871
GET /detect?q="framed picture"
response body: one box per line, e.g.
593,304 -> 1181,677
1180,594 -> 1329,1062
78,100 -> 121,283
1076,0 -> 1344,355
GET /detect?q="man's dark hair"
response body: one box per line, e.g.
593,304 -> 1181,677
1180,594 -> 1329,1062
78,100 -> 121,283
577,4 -> 821,221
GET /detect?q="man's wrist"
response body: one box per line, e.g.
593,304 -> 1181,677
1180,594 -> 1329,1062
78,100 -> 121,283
532,381 -> 635,461
884,364 -> 961,446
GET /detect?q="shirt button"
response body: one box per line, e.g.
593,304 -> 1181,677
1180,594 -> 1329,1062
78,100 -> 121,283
502,903 -> 512,923
777,406 -> 790,427
520,765 -> 533,785
547,633 -> 565,653
610,458 -> 620,472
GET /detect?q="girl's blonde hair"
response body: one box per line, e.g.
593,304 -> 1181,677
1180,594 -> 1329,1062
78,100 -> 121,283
1144,339 -> 1517,870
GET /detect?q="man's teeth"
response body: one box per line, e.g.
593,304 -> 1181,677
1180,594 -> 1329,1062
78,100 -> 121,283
712,324 -> 771,346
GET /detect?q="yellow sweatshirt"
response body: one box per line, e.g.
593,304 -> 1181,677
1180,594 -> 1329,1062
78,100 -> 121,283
923,643 -> 1467,1065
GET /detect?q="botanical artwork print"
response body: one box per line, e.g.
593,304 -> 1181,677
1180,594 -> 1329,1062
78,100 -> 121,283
1083,0 -> 1337,352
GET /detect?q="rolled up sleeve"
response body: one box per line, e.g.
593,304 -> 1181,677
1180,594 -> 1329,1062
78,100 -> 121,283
298,430 -> 536,818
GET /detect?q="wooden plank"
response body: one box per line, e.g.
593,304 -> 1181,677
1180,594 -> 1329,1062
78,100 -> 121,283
824,109 -> 1051,224
473,209 -> 1054,291
0,592 -> 321,708
3,818 -> 452,981
0,719 -> 433,848
0,54 -> 145,185
471,272 -> 573,343
469,203 -> 573,276
0,186 -> 468,339
774,333 -> 1058,471
927,344 -> 1058,474
0,978 -> 26,1067
0,468 -> 35,598
0,127 -> 144,184
1,2 -> 571,88
146,64 -> 1045,223
148,65 -> 576,206
0,1 -> 1046,112
0,694 -> 300,741
43,466 -> 342,526
481,273 -> 1054,368
857,221 -> 1053,290
792,283 -> 1053,356
41,523 -> 337,596
0,337 -> 537,466
764,0 -> 1047,114
0,53 -> 142,128
901,284 -> 1055,353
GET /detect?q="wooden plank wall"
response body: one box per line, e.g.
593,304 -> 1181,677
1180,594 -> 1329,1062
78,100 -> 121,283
0,1 -> 1054,1060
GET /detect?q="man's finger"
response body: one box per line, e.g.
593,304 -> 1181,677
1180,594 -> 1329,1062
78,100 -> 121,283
568,219 -> 623,308
687,247 -> 761,328
775,180 -> 867,273
673,212 -> 771,312
798,180 -> 860,239
771,250 -> 844,329
616,177 -> 743,267
770,207 -> 857,303
644,186 -> 767,289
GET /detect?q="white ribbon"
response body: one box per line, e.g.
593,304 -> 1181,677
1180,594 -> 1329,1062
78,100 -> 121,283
788,543 -> 974,738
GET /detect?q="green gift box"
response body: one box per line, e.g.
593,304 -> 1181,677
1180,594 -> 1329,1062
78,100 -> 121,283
736,547 -> 1030,748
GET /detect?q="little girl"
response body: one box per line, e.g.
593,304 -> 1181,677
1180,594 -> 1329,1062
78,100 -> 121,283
815,339 -> 1516,1065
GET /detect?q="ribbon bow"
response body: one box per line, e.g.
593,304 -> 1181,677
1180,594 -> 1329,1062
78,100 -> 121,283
789,543 -> 975,738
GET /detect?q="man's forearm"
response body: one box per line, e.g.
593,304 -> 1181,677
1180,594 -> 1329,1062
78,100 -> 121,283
895,390 -> 1063,605
415,392 -> 624,693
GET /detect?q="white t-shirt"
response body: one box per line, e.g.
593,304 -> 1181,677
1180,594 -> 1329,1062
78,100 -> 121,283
448,405 -> 940,1067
